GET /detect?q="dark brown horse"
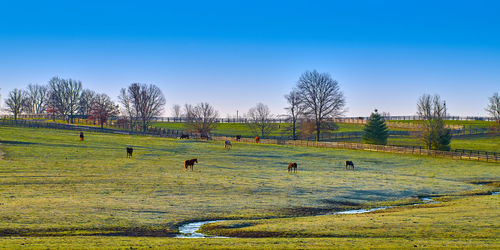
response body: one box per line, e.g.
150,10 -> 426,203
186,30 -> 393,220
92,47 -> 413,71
180,134 -> 189,139
126,147 -> 133,158
255,136 -> 260,143
184,158 -> 198,171
80,132 -> 84,141
224,140 -> 232,149
288,162 -> 297,173
345,160 -> 354,170
236,135 -> 241,141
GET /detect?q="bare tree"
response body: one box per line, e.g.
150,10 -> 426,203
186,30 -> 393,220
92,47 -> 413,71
417,94 -> 451,151
284,90 -> 304,140
48,77 -> 82,123
171,104 -> 181,119
118,88 -> 138,131
4,88 -> 27,121
78,89 -> 97,116
24,84 -> 49,114
183,103 -> 195,120
185,102 -> 219,137
296,70 -> 346,141
486,92 -> 500,123
89,93 -> 119,129
247,103 -> 276,137
122,83 -> 166,132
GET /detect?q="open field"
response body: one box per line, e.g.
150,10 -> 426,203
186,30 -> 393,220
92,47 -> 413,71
151,122 -> 367,137
0,126 -> 499,248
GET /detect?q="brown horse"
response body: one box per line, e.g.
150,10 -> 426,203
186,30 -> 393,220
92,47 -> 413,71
184,158 -> 198,171
236,135 -> 241,141
126,147 -> 133,158
255,136 -> 260,143
288,162 -> 297,173
224,140 -> 232,149
80,132 -> 84,141
345,160 -> 354,170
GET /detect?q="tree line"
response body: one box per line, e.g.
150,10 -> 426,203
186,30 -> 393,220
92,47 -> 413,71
2,71 -> 500,147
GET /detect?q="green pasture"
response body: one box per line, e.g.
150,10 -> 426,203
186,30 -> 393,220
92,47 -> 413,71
0,126 -> 499,248
151,122 -> 366,137
393,119 -> 496,128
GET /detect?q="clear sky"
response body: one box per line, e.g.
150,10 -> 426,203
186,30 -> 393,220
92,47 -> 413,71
0,0 -> 499,117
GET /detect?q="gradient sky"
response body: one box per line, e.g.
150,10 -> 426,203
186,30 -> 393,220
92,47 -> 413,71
0,0 -> 499,117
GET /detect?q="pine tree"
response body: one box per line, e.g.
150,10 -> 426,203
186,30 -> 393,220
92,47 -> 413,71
362,110 -> 389,145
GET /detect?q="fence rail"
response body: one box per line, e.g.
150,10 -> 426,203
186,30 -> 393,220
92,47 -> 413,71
1,118 -> 498,163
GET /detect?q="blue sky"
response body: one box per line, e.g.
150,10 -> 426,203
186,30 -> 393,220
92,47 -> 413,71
0,0 -> 499,117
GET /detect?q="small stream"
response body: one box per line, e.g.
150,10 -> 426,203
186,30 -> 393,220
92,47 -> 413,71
175,192 -> 499,238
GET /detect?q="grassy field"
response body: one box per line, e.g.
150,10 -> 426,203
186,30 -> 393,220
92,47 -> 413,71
0,126 -> 499,248
151,122 -> 366,137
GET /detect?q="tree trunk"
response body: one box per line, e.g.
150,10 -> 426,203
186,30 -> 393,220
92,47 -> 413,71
316,121 -> 321,141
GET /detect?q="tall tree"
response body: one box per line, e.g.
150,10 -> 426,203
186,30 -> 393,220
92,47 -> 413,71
78,89 -> 97,116
485,92 -> 500,124
48,77 -> 82,123
121,83 -> 166,132
4,88 -> 27,121
296,70 -> 346,141
362,109 -> 389,145
89,93 -> 119,129
417,94 -> 451,151
118,88 -> 138,131
25,84 -> 49,114
171,104 -> 181,119
185,102 -> 219,137
247,103 -> 276,137
284,90 -> 303,140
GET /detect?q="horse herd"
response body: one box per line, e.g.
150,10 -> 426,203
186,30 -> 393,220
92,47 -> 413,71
78,132 -> 354,173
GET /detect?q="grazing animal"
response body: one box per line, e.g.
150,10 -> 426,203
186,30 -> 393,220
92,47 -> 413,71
255,136 -> 260,143
200,134 -> 210,140
224,140 -> 232,149
236,135 -> 241,141
345,160 -> 354,170
288,162 -> 297,173
79,132 -> 84,141
126,147 -> 133,158
180,134 -> 189,139
184,158 -> 198,171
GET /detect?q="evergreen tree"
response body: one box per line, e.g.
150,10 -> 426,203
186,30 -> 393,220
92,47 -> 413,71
362,109 -> 389,145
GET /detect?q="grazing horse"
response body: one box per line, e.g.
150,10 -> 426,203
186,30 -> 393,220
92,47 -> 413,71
184,158 -> 198,171
126,147 -> 133,158
79,132 -> 84,141
236,135 -> 241,141
224,140 -> 232,149
200,133 -> 210,140
288,162 -> 297,173
255,136 -> 260,143
345,160 -> 354,170
180,134 -> 189,139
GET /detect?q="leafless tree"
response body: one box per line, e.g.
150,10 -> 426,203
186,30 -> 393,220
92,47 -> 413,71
118,88 -> 138,131
185,102 -> 219,137
417,94 -> 451,151
284,90 -> 304,140
121,83 -> 166,132
78,89 -> 97,116
247,103 -> 276,137
183,103 -> 195,120
24,84 -> 49,114
4,88 -> 27,121
48,77 -> 82,123
296,70 -> 346,141
89,93 -> 119,129
486,92 -> 500,123
172,104 -> 181,119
